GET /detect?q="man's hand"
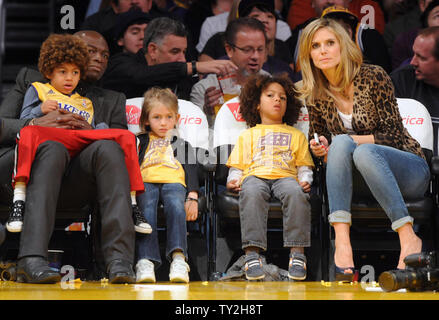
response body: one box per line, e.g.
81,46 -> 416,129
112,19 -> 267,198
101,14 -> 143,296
41,100 -> 59,114
204,86 -> 223,115
196,60 -> 238,76
32,109 -> 93,130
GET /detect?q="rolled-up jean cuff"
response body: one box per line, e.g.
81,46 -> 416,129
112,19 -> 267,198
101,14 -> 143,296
391,216 -> 414,231
328,210 -> 352,226
242,241 -> 267,252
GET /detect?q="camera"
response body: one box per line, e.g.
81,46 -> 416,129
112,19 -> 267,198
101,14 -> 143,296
0,261 -> 16,281
378,252 -> 439,292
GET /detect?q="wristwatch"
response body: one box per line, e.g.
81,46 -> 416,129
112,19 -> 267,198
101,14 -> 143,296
28,118 -> 37,126
185,196 -> 198,202
191,60 -> 198,78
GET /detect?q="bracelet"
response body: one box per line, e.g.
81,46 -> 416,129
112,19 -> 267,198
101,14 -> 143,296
185,196 -> 198,202
28,118 -> 37,126
191,60 -> 198,78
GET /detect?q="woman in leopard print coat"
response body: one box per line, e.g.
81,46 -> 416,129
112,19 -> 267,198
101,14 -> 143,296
297,18 -> 430,280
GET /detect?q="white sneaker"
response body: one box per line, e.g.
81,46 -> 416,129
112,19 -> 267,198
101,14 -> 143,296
135,259 -> 156,283
169,258 -> 190,283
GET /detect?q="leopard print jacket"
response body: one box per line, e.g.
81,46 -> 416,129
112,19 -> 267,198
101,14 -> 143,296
307,64 -> 425,160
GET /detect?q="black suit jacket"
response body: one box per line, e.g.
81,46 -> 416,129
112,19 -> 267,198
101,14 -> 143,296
102,49 -> 196,100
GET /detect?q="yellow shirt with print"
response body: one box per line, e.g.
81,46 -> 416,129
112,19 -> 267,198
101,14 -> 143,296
32,82 -> 94,125
140,134 -> 186,187
226,124 -> 314,183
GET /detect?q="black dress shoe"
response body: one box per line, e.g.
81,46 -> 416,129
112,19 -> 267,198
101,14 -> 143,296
107,259 -> 135,284
16,256 -> 61,284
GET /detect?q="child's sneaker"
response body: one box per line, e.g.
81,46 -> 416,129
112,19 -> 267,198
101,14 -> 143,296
135,259 -> 156,283
132,204 -> 152,234
6,200 -> 25,233
169,258 -> 190,283
244,252 -> 265,281
288,252 -> 307,280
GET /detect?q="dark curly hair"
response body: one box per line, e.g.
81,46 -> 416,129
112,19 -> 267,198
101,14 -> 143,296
38,33 -> 89,79
239,73 -> 301,127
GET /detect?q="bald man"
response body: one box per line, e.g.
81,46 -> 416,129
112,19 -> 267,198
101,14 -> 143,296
0,31 -> 136,284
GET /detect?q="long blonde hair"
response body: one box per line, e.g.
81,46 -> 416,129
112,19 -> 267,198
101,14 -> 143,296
297,18 -> 363,105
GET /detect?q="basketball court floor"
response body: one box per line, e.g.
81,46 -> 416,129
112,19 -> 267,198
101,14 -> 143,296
0,280 -> 437,300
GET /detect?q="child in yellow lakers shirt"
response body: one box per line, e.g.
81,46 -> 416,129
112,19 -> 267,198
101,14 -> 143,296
135,87 -> 199,283
226,74 -> 315,281
7,34 -> 150,236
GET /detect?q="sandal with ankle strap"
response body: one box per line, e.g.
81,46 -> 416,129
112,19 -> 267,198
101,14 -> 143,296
335,265 -> 358,282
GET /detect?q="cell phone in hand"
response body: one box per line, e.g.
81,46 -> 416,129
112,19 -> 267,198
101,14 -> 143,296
314,133 -> 320,146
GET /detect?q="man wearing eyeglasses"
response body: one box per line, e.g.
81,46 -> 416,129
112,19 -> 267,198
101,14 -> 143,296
190,17 -> 270,126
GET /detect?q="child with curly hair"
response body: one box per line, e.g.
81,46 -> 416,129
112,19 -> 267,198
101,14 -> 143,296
226,73 -> 314,281
7,34 -> 151,236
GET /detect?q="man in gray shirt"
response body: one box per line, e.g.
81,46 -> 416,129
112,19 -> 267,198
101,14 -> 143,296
190,17 -> 271,127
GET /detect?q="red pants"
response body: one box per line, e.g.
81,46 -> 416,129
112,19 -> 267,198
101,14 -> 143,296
14,126 -> 144,194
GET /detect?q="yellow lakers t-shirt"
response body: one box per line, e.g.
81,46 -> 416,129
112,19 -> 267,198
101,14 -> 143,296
140,134 -> 186,186
226,124 -> 314,183
32,82 -> 94,124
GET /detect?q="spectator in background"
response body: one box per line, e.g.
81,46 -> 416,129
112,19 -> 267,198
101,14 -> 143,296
287,0 -> 385,33
391,0 -> 439,70
113,7 -> 152,54
184,0 -> 234,49
196,0 -> 292,54
102,17 -> 237,99
81,0 -> 165,54
391,27 -> 439,119
190,17 -> 270,126
153,0 -> 193,21
383,0 -> 432,54
198,0 -> 295,81
381,0 -> 419,22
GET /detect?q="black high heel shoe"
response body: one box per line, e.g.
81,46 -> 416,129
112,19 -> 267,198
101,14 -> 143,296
335,265 -> 357,282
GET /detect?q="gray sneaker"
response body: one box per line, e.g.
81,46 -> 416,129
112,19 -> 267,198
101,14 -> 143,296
244,252 -> 265,281
288,252 -> 307,280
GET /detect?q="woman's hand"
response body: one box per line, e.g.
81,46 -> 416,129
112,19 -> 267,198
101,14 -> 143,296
310,135 -> 329,158
350,134 -> 375,145
226,179 -> 242,193
185,191 -> 198,221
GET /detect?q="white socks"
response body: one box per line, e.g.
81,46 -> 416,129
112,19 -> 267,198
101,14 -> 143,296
131,191 -> 137,206
13,182 -> 26,202
172,251 -> 185,262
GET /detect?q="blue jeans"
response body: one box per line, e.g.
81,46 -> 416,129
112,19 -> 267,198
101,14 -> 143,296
136,182 -> 187,267
326,135 -> 430,231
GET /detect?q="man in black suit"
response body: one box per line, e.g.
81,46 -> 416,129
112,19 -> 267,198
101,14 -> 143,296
0,30 -> 136,284
102,17 -> 238,99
